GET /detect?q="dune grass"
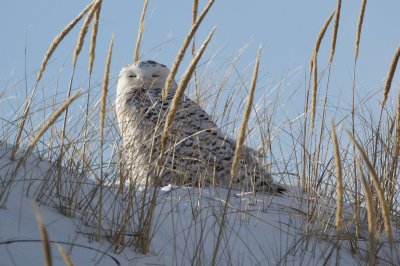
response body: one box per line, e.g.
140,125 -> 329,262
1,0 -> 399,265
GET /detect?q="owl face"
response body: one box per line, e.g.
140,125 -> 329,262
117,60 -> 170,92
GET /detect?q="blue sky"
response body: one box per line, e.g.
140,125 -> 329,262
1,0 -> 400,118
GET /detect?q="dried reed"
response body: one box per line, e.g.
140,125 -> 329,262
12,97 -> 32,160
33,202 -> 52,266
348,131 -> 394,245
231,47 -> 261,177
396,90 -> 400,154
24,1 -> 93,162
311,55 -> 318,132
212,48 -> 261,266
98,34 -> 114,242
355,0 -> 367,60
26,92 -> 81,157
310,10 -> 335,71
37,1 -> 94,82
162,0 -> 215,99
357,159 -> 376,265
191,0 -> 199,55
161,27 -> 216,149
331,120 -> 343,234
11,92 -> 81,187
65,135 -> 101,182
56,244 -> 74,266
310,10 -> 335,131
100,35 -> 114,142
133,0 -> 149,62
389,90 -> 400,204
395,89 -> 400,160
88,0 -> 103,75
329,0 -> 341,64
192,0 -> 198,25
72,0 -> 102,66
382,45 -> 400,107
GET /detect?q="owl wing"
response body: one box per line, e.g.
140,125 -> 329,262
169,96 -> 235,162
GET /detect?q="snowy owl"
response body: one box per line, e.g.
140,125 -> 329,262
116,60 -> 285,194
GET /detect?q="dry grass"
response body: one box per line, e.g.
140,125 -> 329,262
357,159 -> 377,265
231,48 -> 261,177
98,34 -> 114,241
11,97 -> 33,161
161,27 -> 216,150
382,45 -> 400,107
12,1 -> 94,161
33,201 -> 52,266
27,92 -> 81,158
10,91 -> 81,182
390,90 -> 400,203
355,0 -> 367,60
88,0 -> 102,75
331,120 -> 343,234
329,0 -> 342,64
212,47 -> 261,266
56,244 -> 74,266
310,10 -> 335,70
191,0 -> 199,55
37,1 -> 94,82
311,55 -> 318,133
73,0 -> 102,66
162,0 -> 215,99
310,10 -> 335,131
348,131 -> 394,245
2,1 -> 400,265
133,0 -> 149,62
100,35 -> 114,143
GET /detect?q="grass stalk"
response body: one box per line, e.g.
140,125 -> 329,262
329,0 -> 342,64
33,201 -> 52,266
388,90 -> 400,209
382,45 -> 400,107
11,95 -> 34,161
310,10 -> 335,131
72,0 -> 102,67
2,92 -> 80,207
192,0 -> 200,103
56,244 -> 74,266
161,27 -> 216,149
231,49 -> 261,177
310,10 -> 335,70
100,35 -> 114,143
357,159 -> 377,265
37,1 -> 94,82
88,0 -> 102,75
12,1 -> 94,161
212,47 -> 261,266
331,120 -> 343,234
355,0 -> 367,60
348,131 -> 394,245
98,35 -> 114,241
162,0 -> 215,99
133,0 -> 149,62
24,92 -> 81,160
191,0 -> 199,55
311,55 -> 318,133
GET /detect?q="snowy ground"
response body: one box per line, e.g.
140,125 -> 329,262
0,142 -> 396,265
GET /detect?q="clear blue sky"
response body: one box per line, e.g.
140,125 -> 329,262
1,0 -> 400,117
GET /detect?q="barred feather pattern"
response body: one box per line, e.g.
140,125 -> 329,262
116,60 -> 285,193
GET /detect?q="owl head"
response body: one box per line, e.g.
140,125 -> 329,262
117,60 -> 174,92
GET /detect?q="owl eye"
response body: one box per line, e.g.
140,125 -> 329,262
152,74 -> 160,77
128,74 -> 137,78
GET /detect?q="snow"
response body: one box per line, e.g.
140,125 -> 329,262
0,142 -> 396,265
